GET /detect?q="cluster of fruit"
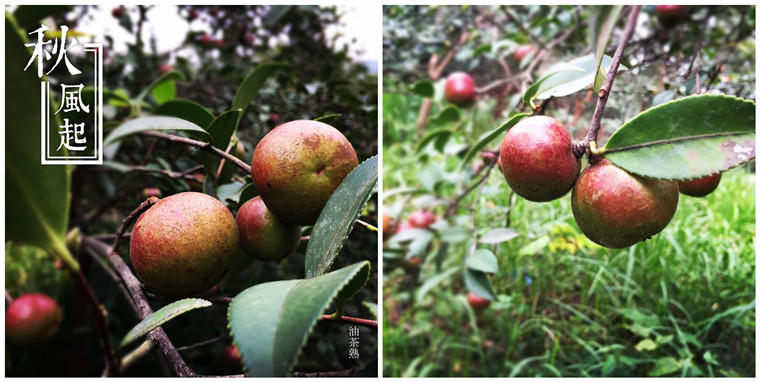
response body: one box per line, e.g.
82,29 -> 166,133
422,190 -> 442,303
499,115 -> 722,249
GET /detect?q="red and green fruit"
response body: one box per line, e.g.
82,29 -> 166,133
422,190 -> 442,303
514,44 -> 535,62
499,116 -> 580,202
236,196 -> 301,262
408,210 -> 436,229
678,173 -> 721,197
251,120 -> 359,225
130,192 -> 239,296
6,294 -> 62,344
571,159 -> 679,248
467,292 -> 491,310
444,72 -> 476,107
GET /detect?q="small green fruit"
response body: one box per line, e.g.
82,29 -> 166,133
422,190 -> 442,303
236,196 -> 301,262
130,192 -> 239,296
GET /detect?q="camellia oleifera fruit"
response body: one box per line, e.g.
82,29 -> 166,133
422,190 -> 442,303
656,5 -> 689,26
678,173 -> 721,197
467,292 -> 491,310
444,72 -> 476,107
236,196 -> 301,262
6,293 -> 62,344
514,44 -> 535,62
130,192 -> 239,296
251,120 -> 359,225
571,159 -> 679,248
408,209 -> 436,229
499,116 -> 580,202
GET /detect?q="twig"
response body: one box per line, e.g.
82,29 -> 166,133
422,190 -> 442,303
501,6 -> 544,49
118,339 -> 154,375
573,5 -> 641,158
84,246 -> 140,318
111,197 -> 159,255
291,367 -> 362,377
214,139 -> 236,183
127,165 -> 201,182
319,314 -> 378,328
142,131 -> 251,174
175,335 -> 224,352
179,164 -> 204,176
446,158 -> 498,217
355,219 -> 378,232
72,270 -> 118,374
687,10 -> 712,94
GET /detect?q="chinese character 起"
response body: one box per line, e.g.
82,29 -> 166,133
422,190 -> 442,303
57,118 -> 87,151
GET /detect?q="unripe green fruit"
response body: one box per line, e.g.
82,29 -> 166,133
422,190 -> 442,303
499,116 -> 580,202
130,192 -> 239,296
236,196 -> 301,262
571,159 -> 679,248
678,173 -> 721,197
467,292 -> 490,310
251,120 -> 359,225
6,294 -> 62,344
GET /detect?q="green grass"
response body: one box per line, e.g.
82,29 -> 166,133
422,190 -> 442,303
382,103 -> 755,377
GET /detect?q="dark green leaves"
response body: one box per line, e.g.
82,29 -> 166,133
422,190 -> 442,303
5,13 -> 77,270
602,95 -> 755,180
228,261 -> 370,376
103,116 -> 210,147
411,79 -> 435,98
231,63 -> 287,111
305,156 -> 378,278
121,298 -> 212,348
135,70 -> 185,104
153,99 -> 214,129
201,110 -> 243,181
589,5 -> 624,92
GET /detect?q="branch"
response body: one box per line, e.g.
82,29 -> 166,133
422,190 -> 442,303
291,367 -> 362,377
111,197 -> 159,255
446,157 -> 498,217
319,314 -> 378,328
501,6 -> 544,49
355,219 -> 378,232
175,335 -> 224,352
574,5 -> 641,158
686,10 -> 712,94
127,165 -> 202,182
83,246 -> 140,318
142,131 -> 251,174
72,267 -> 118,373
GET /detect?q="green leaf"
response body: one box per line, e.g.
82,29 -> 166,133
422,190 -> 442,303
228,261 -> 370,376
151,79 -> 175,105
305,156 -> 378,278
264,5 -> 292,28
430,105 -> 461,125
472,43 -> 492,58
411,79 -> 434,98
635,338 -> 657,352
231,63 -> 287,111
525,54 -> 626,104
5,13 -> 78,271
314,113 -> 341,124
648,357 -> 684,377
417,127 -> 455,153
439,226 -> 469,243
201,110 -> 243,182
121,298 -> 212,348
465,249 -> 498,273
104,116 -> 211,148
14,5 -> 72,29
589,5 -> 624,92
153,99 -> 214,129
363,302 -> 378,319
135,70 -> 185,104
464,268 -> 496,301
458,113 -> 530,170
479,228 -> 519,244
415,267 -> 458,303
602,95 -> 755,180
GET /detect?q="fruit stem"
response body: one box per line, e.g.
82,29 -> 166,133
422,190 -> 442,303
577,5 -> 641,158
356,219 -> 378,232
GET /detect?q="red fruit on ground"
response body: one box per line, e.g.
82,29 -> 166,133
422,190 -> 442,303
514,44 -> 535,62
130,192 -> 239,296
467,292 -> 491,310
571,159 -> 679,248
444,72 -> 476,107
408,210 -> 436,229
6,294 -> 63,344
251,120 -> 358,225
678,173 -> 721,197
499,116 -> 580,202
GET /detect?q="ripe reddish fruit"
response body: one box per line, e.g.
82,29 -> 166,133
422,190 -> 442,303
244,33 -> 255,46
656,5 -> 689,24
6,294 -> 62,344
158,64 -> 174,75
678,173 -> 721,197
514,44 -> 535,62
215,39 -> 225,48
112,6 -> 125,18
396,220 -> 414,234
499,116 -> 580,202
130,192 -> 239,295
251,120 -> 359,225
142,187 -> 162,199
270,113 -> 280,123
382,213 -> 394,238
572,159 -> 679,248
222,345 -> 241,364
444,72 -> 476,107
200,34 -> 215,45
467,292 -> 491,310
236,196 -> 301,262
408,210 -> 435,229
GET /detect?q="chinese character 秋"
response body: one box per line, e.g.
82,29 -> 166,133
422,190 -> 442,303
23,24 -> 81,78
